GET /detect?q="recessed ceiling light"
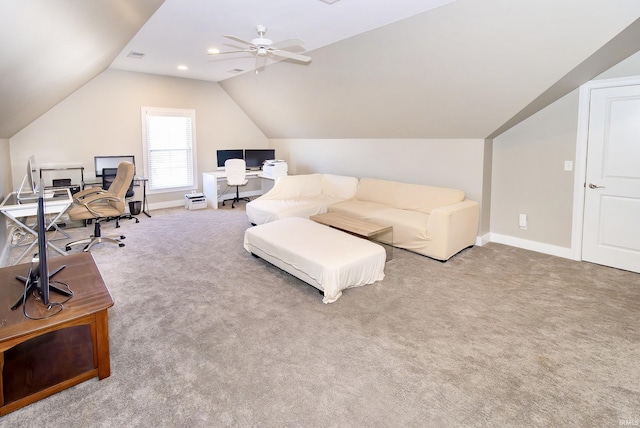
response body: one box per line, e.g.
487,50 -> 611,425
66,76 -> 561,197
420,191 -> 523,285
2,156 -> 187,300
207,48 -> 220,54
319,0 -> 340,4
177,65 -> 188,70
126,51 -> 145,59
228,68 -> 244,74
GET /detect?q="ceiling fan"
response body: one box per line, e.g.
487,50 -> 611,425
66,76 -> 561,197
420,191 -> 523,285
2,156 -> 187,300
208,25 -> 312,65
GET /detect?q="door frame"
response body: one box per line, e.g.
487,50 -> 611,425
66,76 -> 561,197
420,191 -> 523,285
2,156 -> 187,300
571,75 -> 640,261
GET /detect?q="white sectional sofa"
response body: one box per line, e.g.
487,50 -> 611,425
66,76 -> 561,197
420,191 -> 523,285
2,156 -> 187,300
246,174 -> 479,261
246,173 -> 358,225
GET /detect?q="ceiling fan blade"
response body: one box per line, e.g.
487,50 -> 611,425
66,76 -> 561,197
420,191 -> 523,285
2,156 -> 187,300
208,49 -> 253,56
271,49 -> 311,63
271,38 -> 305,49
222,35 -> 255,47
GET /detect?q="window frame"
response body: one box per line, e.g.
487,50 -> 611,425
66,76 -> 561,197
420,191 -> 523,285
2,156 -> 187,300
141,107 -> 197,195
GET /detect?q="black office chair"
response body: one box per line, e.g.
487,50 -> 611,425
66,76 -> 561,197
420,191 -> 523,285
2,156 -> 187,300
102,167 -> 139,224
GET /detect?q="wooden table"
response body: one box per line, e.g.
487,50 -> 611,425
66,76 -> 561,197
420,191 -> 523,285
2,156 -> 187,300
310,212 -> 393,261
0,252 -> 114,415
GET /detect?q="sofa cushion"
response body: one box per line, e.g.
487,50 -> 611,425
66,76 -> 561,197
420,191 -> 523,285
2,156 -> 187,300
328,200 -> 390,219
356,178 -> 465,213
367,208 -> 430,250
321,174 -> 359,200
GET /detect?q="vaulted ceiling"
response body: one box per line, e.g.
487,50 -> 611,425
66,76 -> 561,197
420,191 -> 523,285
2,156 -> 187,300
1,0 -> 640,140
0,0 -> 165,139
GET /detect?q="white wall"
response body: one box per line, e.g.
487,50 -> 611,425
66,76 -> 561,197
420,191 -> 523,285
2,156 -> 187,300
492,92 -> 578,248
491,51 -> 640,255
270,138 -> 489,234
9,69 -> 268,206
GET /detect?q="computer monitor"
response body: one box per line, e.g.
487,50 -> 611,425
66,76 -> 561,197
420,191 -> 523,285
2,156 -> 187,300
217,149 -> 244,169
17,155 -> 39,200
244,149 -> 275,170
11,179 -> 72,314
95,155 -> 135,177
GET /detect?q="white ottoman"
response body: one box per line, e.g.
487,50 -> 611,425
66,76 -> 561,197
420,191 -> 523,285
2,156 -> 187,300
244,217 -> 385,303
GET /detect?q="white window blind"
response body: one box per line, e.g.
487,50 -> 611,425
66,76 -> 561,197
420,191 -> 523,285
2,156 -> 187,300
142,108 -> 196,193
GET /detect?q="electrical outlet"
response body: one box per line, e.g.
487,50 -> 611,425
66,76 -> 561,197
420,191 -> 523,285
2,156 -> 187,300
519,213 -> 527,230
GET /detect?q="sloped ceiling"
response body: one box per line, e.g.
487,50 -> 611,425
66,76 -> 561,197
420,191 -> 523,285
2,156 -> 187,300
0,0 -> 165,139
219,0 -> 640,139
1,0 -> 639,140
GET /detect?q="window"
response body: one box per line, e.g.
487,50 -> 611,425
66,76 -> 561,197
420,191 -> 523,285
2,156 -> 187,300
141,107 -> 196,193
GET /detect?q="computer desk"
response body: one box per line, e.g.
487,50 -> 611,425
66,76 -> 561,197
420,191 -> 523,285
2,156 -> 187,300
202,170 -> 275,209
0,189 -> 72,265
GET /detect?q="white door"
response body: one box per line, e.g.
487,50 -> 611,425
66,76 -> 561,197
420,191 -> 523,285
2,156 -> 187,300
582,84 -> 640,273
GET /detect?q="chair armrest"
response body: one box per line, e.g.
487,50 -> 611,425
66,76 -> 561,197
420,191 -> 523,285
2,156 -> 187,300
77,193 -> 122,217
79,193 -> 121,205
73,187 -> 106,203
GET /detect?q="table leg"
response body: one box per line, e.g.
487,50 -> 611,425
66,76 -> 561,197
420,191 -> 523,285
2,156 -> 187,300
141,180 -> 151,217
0,351 -> 4,407
95,310 -> 111,379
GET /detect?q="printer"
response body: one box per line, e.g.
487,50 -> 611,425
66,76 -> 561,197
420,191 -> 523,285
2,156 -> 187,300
262,160 -> 288,179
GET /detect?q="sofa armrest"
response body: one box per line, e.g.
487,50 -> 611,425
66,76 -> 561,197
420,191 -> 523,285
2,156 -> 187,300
427,199 -> 480,260
257,174 -> 322,200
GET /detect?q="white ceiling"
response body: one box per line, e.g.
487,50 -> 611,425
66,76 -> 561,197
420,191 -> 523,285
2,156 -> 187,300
109,0 -> 455,82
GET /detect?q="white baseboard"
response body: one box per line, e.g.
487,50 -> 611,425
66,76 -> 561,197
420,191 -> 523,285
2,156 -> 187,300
127,203 -> 576,263
147,190 -> 263,211
476,233 -> 491,246
489,233 -> 577,260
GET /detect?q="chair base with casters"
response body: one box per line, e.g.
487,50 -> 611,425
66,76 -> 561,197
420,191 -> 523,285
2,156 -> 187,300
106,212 -> 139,226
222,187 -> 250,208
65,219 -> 126,252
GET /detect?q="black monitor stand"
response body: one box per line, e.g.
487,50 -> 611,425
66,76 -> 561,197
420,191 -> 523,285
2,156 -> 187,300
11,265 -> 71,310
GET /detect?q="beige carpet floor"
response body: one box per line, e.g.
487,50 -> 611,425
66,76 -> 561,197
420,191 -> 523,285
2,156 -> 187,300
1,205 -> 639,427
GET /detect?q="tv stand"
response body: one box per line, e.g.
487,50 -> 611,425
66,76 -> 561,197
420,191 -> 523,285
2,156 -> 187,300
0,253 -> 114,416
10,264 -> 70,310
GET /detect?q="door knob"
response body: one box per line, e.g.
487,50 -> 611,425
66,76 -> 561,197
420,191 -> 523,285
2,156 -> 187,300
588,183 -> 605,189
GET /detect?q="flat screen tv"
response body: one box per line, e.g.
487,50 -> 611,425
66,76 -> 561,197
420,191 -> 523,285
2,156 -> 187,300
244,149 -> 275,170
217,149 -> 244,169
11,180 -> 72,317
95,155 -> 135,177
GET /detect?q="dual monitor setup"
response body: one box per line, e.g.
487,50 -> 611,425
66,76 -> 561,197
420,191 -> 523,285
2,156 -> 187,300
217,149 -> 275,170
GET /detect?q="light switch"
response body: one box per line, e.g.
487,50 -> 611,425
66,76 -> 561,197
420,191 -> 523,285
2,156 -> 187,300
564,161 -> 573,171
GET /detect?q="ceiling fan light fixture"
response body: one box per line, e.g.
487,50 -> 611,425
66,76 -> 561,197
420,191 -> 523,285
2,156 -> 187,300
207,48 -> 220,54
